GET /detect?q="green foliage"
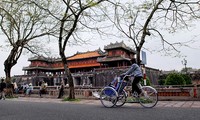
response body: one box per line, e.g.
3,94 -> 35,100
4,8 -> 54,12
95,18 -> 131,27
63,97 -> 80,102
158,79 -> 165,85
165,73 -> 186,85
86,0 -> 98,7
5,94 -> 18,99
164,73 -> 192,85
141,2 -> 152,10
140,77 -> 151,86
181,74 -> 192,85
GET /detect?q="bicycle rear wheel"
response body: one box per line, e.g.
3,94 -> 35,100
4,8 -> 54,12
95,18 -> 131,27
115,90 -> 127,107
139,86 -> 158,108
100,87 -> 118,108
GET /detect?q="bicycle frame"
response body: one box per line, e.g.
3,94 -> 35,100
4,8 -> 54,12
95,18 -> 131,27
100,75 -> 158,108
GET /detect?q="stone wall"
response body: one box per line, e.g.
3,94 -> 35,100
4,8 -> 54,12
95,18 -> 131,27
23,86 -> 200,101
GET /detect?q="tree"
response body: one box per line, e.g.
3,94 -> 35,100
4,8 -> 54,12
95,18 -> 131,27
31,0 -> 108,99
104,0 -> 200,64
60,0 -> 110,99
181,67 -> 192,74
165,73 -> 186,85
158,79 -> 165,85
181,74 -> 192,85
0,0 -> 59,83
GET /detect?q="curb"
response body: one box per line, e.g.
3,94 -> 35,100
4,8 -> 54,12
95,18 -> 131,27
9,93 -> 200,102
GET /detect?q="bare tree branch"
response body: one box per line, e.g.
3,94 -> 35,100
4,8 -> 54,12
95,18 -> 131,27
0,0 -> 59,82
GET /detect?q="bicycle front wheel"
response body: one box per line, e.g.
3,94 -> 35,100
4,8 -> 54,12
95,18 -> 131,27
100,87 -> 118,108
139,86 -> 158,108
115,90 -> 127,107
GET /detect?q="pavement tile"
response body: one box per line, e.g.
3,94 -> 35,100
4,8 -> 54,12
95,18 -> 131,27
173,101 -> 185,107
182,101 -> 193,108
7,97 -> 200,108
191,101 -> 200,108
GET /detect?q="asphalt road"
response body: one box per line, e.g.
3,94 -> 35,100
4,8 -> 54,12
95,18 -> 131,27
1,100 -> 200,120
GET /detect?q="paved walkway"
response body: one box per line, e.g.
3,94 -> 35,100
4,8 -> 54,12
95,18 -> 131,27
6,97 -> 200,108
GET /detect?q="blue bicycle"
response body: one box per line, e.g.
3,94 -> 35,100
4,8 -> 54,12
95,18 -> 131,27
100,75 -> 158,108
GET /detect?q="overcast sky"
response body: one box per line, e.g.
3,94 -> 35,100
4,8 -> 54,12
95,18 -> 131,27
1,0 -> 200,78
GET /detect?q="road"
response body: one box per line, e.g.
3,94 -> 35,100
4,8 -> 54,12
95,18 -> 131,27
0,99 -> 200,120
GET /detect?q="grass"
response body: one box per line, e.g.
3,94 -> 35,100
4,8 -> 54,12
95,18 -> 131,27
126,97 -> 139,103
126,96 -> 154,103
62,97 -> 80,102
5,95 -> 18,99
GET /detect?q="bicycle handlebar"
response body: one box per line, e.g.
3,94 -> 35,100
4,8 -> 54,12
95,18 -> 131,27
121,75 -> 134,81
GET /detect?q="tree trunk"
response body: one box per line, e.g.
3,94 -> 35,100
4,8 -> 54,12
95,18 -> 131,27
4,59 -> 13,97
64,64 -> 75,99
136,47 -> 141,65
4,47 -> 19,83
4,60 -> 12,83
4,45 -> 21,98
60,53 -> 75,99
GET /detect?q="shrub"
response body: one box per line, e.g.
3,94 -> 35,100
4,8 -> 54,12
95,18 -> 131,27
165,73 -> 186,85
158,79 -> 165,85
181,74 -> 192,85
140,77 -> 151,86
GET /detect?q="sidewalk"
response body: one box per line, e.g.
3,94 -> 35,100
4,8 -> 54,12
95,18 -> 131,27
7,96 -> 200,108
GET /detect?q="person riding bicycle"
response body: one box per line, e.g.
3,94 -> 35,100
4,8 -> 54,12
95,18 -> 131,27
120,58 -> 143,97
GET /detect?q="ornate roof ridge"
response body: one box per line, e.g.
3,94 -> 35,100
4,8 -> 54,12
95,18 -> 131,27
28,55 -> 61,62
104,41 -> 136,53
75,48 -> 104,55
70,48 -> 105,57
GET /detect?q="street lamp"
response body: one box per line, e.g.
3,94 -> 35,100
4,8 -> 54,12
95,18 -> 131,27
181,58 -> 187,74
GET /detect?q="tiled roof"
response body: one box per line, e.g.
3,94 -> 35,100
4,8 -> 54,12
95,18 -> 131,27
97,56 -> 131,62
69,63 -> 100,68
28,56 -> 61,62
67,50 -> 104,60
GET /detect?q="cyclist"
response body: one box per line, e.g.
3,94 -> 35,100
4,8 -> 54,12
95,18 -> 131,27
120,58 -> 143,97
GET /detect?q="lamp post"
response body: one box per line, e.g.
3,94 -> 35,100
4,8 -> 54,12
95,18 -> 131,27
182,58 -> 187,74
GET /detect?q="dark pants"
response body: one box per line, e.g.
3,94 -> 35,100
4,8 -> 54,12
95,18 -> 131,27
132,76 -> 143,94
39,89 -> 46,97
58,88 -> 64,98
